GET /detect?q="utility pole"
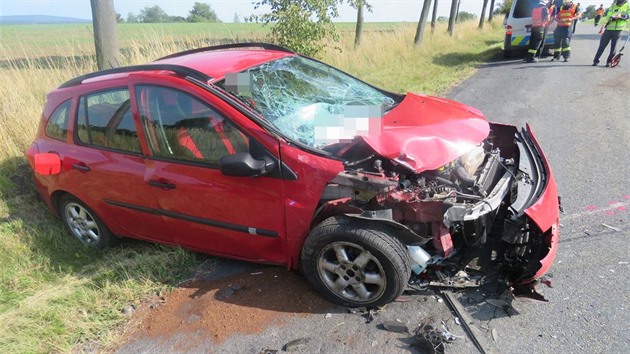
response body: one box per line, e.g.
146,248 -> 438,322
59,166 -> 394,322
355,1 -> 364,46
90,0 -> 119,70
489,0 -> 496,22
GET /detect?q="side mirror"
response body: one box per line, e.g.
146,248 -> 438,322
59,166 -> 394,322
219,152 -> 275,177
33,153 -> 61,175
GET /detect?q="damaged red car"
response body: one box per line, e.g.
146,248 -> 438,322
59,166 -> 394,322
27,43 -> 560,307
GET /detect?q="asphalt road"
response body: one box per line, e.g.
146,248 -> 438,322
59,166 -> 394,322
447,24 -> 630,353
116,24 -> 629,354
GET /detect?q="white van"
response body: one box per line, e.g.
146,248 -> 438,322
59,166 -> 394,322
503,0 -> 560,58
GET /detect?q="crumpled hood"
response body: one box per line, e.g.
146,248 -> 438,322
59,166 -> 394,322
360,93 -> 490,173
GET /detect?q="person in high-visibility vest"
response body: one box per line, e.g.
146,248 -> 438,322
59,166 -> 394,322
595,4 -> 605,26
593,0 -> 630,66
526,1 -> 551,62
552,0 -> 581,62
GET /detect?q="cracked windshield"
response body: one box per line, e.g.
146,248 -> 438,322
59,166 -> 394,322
223,56 -> 398,148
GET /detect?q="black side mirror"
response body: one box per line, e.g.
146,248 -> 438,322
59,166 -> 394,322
219,152 -> 275,177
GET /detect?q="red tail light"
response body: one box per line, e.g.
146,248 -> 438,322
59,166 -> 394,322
506,25 -> 512,35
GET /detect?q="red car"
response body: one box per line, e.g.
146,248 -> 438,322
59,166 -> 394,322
27,43 -> 560,307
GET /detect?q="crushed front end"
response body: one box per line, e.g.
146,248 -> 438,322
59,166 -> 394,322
317,122 -> 560,293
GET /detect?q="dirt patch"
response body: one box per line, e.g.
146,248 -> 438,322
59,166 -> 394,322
119,266 -> 335,349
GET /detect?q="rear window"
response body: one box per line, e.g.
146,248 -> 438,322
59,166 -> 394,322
45,100 -> 72,141
76,88 -> 141,153
513,0 -> 537,18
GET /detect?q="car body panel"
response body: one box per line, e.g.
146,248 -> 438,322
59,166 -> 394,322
361,93 -> 490,173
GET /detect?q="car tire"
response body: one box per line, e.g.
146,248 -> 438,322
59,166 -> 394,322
503,49 -> 512,59
59,194 -> 118,249
300,216 -> 410,308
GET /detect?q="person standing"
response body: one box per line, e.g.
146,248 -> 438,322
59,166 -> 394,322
552,0 -> 580,62
526,1 -> 551,62
593,0 -> 630,66
572,2 -> 581,33
595,4 -> 605,26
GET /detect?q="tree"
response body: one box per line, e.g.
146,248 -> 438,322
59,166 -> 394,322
479,0 -> 489,28
447,0 -> 458,36
252,0 -> 342,57
414,0 -> 432,46
90,0 -> 119,70
431,0 -> 439,32
458,11 -> 477,22
494,0 -> 513,16
488,0 -> 497,22
233,12 -> 241,23
187,2 -> 221,22
582,5 -> 596,19
127,12 -> 138,23
347,1 -> 372,47
116,13 -> 124,23
139,5 -> 167,23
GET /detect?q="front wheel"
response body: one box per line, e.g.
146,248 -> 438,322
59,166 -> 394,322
59,194 -> 117,249
300,216 -> 410,308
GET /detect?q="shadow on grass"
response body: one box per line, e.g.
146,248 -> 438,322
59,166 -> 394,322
432,46 -> 502,67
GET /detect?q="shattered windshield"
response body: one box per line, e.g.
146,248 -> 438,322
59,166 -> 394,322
221,56 -> 397,148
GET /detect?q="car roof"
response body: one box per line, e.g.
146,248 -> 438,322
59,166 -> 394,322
154,49 -> 295,81
57,44 -> 297,89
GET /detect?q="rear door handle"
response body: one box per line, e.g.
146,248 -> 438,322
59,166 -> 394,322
72,163 -> 91,172
148,179 -> 176,190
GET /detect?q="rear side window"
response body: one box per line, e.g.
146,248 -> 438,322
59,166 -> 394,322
514,0 -> 537,18
45,100 -> 72,141
76,89 -> 141,153
136,85 -> 249,166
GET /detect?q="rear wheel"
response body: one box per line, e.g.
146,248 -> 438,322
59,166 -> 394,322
59,195 -> 117,249
301,216 -> 410,307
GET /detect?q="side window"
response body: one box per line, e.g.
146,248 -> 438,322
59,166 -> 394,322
76,89 -> 141,153
45,100 -> 72,141
136,86 -> 249,165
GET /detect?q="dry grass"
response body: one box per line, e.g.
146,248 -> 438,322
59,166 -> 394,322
0,20 -> 503,353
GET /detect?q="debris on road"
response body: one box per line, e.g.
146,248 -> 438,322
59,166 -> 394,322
413,318 -> 458,354
602,223 -> 621,232
491,328 -> 498,342
282,337 -> 311,352
258,347 -> 278,354
381,321 -> 409,333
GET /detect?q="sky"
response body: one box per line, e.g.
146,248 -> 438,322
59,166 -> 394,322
0,0 -> 608,23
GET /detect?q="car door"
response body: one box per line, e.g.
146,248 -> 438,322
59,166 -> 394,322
135,84 -> 287,263
63,86 -> 172,243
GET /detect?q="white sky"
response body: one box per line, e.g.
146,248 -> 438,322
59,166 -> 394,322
1,1 -> 607,22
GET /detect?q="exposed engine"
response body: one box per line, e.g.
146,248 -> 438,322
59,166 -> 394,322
318,124 -> 552,288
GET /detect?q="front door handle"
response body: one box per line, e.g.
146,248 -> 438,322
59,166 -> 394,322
72,163 -> 91,172
147,179 -> 176,190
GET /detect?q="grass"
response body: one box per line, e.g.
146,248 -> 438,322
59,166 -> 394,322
0,20 -> 504,353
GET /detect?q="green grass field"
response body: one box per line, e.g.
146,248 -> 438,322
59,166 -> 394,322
0,20 -> 504,353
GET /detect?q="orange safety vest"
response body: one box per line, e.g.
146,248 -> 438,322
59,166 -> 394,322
596,8 -> 604,16
557,5 -> 576,26
532,7 -> 545,26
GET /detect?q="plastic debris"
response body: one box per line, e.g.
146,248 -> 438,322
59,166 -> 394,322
454,317 -> 461,326
282,337 -> 311,352
325,313 -> 332,319
602,223 -> 621,232
414,318 -> 459,354
258,347 -> 278,354
381,321 -> 409,333
371,340 -> 379,347
491,328 -> 498,341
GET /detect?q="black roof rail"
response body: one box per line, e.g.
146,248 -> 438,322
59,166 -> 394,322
155,42 -> 295,61
58,64 -> 213,89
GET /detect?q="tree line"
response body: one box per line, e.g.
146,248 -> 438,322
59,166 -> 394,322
121,2 -> 221,23
91,0 -> 515,70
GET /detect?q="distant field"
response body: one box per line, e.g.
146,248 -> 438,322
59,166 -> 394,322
0,22 -> 413,60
